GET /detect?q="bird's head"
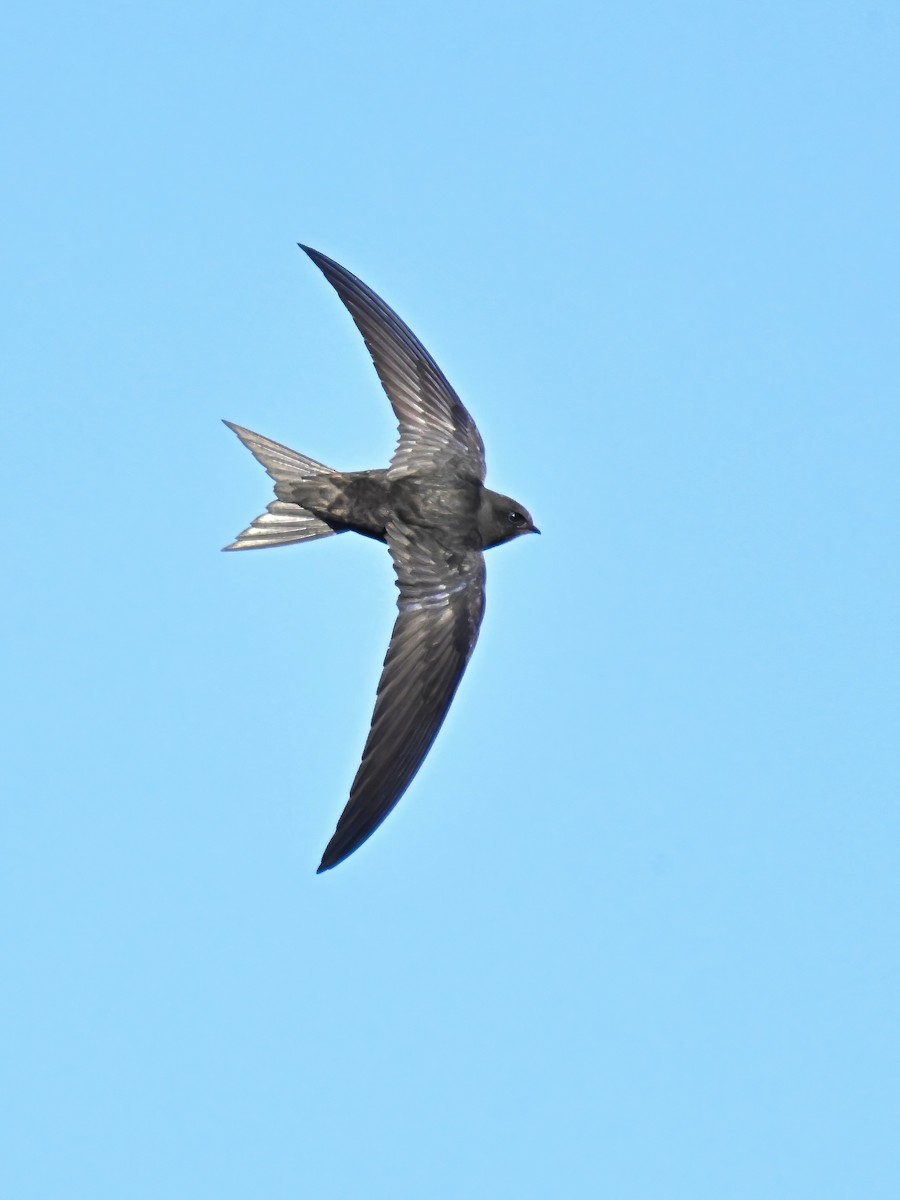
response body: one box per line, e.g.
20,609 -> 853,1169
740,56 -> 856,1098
478,489 -> 540,549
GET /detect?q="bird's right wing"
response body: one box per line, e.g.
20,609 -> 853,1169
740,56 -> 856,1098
317,521 -> 486,872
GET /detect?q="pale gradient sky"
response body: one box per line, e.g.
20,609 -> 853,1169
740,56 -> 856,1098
3,2 -> 899,1197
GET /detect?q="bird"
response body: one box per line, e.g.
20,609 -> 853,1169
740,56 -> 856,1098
224,245 -> 538,872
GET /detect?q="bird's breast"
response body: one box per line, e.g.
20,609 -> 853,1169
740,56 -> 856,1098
389,474 -> 482,536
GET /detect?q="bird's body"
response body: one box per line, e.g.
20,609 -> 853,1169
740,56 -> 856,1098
278,468 -> 529,552
225,247 -> 537,872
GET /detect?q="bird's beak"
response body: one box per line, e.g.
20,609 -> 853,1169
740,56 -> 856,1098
529,523 -> 541,535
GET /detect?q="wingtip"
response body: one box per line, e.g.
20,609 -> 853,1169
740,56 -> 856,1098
298,244 -> 337,274
317,840 -> 348,874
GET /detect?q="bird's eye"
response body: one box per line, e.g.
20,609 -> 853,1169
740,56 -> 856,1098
508,510 -> 526,526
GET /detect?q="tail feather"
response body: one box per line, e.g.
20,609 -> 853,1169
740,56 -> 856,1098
223,420 -> 340,551
223,421 -> 335,482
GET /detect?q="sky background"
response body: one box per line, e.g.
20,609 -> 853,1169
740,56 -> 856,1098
3,2 -> 899,1196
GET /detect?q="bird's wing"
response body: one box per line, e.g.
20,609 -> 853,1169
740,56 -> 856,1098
317,520 -> 486,872
300,245 -> 486,482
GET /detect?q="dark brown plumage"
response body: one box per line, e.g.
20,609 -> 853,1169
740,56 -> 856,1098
225,247 -> 537,872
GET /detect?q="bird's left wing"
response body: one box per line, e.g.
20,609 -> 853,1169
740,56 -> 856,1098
300,245 -> 486,482
317,521 -> 486,872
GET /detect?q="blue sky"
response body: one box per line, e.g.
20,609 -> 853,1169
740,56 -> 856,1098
3,1 -> 899,1196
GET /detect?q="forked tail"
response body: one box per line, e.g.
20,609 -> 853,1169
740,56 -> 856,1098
223,421 -> 340,551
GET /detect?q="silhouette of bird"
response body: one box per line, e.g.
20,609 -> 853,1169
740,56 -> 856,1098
225,246 -> 538,872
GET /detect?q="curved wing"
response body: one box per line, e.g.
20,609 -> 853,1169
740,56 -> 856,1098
317,521 -> 485,872
300,245 -> 486,481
